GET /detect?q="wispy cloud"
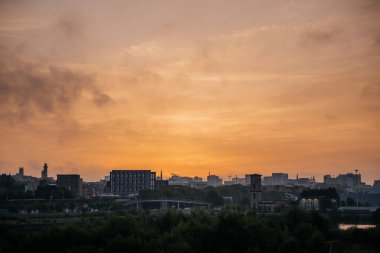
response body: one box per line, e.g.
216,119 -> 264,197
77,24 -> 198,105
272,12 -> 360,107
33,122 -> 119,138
0,46 -> 112,124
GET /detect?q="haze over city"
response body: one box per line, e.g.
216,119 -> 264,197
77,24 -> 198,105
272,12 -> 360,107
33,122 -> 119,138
1,0 -> 380,183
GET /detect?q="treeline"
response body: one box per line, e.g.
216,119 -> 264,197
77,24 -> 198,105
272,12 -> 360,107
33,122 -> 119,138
0,175 -> 33,200
1,209 -> 379,253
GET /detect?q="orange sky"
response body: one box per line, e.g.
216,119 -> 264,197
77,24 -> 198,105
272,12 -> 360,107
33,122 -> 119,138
0,0 -> 379,183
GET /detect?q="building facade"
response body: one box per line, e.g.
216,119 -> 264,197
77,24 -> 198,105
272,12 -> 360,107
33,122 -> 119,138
110,170 -> 156,197
169,175 -> 194,186
248,174 -> 262,209
41,163 -> 48,180
18,167 -> 24,177
272,173 -> 288,185
323,172 -> 362,188
156,179 -> 169,189
263,176 -> 273,185
207,175 -> 222,187
57,174 -> 83,198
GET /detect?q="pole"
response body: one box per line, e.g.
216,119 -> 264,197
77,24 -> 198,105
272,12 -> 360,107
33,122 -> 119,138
355,170 -> 359,207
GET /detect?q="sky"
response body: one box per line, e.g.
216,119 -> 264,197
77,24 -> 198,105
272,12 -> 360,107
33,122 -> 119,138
0,0 -> 379,183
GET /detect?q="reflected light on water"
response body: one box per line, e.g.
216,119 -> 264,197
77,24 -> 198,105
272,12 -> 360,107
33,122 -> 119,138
339,224 -> 376,230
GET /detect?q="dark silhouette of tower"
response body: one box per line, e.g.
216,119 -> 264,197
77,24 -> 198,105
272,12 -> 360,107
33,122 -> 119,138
41,163 -> 48,179
18,167 -> 24,176
249,174 -> 262,209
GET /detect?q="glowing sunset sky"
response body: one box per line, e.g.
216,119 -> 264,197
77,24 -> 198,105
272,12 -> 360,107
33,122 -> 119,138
0,0 -> 379,183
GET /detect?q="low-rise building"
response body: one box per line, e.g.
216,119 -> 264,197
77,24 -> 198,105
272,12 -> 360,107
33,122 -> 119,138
272,173 -> 288,185
169,175 -> 194,186
57,174 -> 83,198
207,175 -> 222,187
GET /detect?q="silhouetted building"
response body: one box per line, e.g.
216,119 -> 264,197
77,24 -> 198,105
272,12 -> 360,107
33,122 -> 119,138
245,175 -> 251,185
155,179 -> 169,189
57,174 -> 83,198
166,174 -> 207,188
288,175 -> 315,186
155,170 -> 168,189
272,173 -> 288,185
225,175 -> 246,185
323,172 -> 361,188
207,175 -> 222,187
248,174 -> 262,209
191,181 -> 207,189
18,167 -> 24,177
296,177 -> 313,185
110,170 -> 156,197
224,180 -> 236,186
103,180 -> 111,194
340,192 -> 380,207
169,175 -> 193,186
41,163 -> 48,180
194,176 -> 203,182
12,167 -> 39,191
263,176 -> 273,185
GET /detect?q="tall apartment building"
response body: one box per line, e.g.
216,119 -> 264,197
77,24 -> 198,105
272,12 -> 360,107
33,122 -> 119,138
110,170 -> 156,197
57,174 -> 83,198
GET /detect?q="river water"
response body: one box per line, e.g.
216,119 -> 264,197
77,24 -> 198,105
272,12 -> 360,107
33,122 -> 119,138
338,224 -> 377,230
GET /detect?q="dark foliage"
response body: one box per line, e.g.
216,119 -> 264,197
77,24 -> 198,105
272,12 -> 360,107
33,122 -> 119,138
1,208 -> 378,253
0,174 -> 33,200
34,184 -> 74,199
301,187 -> 339,210
373,208 -> 380,225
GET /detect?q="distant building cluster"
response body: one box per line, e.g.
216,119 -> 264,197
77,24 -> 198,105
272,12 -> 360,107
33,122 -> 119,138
323,172 -> 361,189
207,174 -> 223,187
4,163 -> 380,208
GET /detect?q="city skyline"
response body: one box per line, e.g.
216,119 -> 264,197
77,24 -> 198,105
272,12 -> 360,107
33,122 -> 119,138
5,163 -> 375,185
1,0 -> 380,182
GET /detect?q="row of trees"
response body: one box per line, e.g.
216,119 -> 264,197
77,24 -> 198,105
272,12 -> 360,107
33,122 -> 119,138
0,175 -> 33,200
1,208 -> 379,253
